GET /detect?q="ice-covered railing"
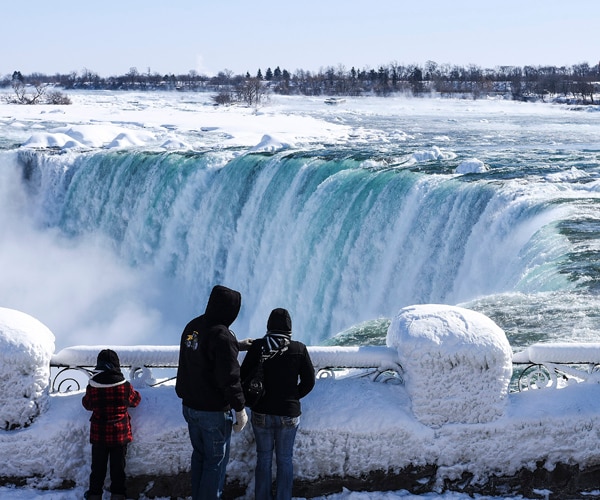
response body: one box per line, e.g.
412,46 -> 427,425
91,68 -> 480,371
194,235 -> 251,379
49,345 -> 403,392
512,342 -> 600,390
50,345 -> 180,391
51,342 -> 600,393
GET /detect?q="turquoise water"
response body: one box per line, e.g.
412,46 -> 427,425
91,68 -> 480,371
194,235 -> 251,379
1,98 -> 599,349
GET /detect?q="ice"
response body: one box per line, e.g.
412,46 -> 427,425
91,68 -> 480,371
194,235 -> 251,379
0,307 -> 55,429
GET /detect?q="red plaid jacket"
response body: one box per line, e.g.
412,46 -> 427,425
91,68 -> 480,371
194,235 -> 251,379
82,379 -> 141,446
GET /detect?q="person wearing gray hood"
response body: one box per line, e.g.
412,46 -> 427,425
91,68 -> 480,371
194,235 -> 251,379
176,285 -> 248,500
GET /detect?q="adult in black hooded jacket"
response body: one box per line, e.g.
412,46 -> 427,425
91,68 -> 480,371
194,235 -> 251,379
176,285 -> 248,500
240,308 -> 315,500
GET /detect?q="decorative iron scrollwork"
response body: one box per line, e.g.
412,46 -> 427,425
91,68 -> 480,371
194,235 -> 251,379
51,366 -> 93,393
517,364 -> 554,391
50,363 -> 177,393
316,369 -> 336,379
517,363 -> 559,391
129,366 -> 156,387
316,367 -> 403,384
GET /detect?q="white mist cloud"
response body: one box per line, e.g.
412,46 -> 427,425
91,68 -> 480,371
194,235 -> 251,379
0,154 -> 178,349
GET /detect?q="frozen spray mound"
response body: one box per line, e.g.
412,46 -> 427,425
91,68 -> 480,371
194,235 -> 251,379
0,307 -> 55,429
387,304 -> 512,427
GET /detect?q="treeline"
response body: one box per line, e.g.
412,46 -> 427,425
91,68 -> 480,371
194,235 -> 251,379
2,60 -> 599,104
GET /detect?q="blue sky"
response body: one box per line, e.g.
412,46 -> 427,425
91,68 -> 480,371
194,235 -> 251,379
2,0 -> 599,77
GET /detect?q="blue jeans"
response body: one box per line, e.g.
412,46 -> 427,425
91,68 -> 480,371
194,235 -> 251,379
251,411 -> 299,500
182,405 -> 233,500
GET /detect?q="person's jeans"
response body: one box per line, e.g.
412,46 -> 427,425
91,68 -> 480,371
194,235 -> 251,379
251,411 -> 299,500
182,405 -> 233,500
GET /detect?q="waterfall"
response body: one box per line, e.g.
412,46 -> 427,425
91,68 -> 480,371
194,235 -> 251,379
9,149 -> 567,344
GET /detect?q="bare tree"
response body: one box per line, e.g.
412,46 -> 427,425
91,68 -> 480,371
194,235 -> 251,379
7,80 -> 46,104
572,63 -> 595,103
126,67 -> 139,88
46,90 -> 72,105
236,77 -> 268,107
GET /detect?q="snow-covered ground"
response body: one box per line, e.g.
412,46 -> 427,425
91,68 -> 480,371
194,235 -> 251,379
3,302 -> 600,500
0,89 -> 353,153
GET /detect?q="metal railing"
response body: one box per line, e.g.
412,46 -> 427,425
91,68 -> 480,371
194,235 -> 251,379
50,342 -> 600,394
49,345 -> 404,393
512,342 -> 600,391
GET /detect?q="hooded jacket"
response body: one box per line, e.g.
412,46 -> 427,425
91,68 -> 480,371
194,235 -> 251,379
176,285 -> 245,412
240,308 -> 315,417
82,349 -> 141,445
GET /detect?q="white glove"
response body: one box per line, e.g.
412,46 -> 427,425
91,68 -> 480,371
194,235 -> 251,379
233,409 -> 248,433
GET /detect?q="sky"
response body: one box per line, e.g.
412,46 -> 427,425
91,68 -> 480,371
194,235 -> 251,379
1,0 -> 599,78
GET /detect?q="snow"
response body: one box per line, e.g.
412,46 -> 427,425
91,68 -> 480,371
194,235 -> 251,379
387,305 -> 512,426
512,342 -> 600,364
411,146 -> 456,163
52,345 -> 180,368
0,307 -> 55,430
2,303 -> 600,500
455,158 -> 488,174
53,344 -> 401,373
1,91 -> 600,499
249,133 -> 293,152
2,90 -> 352,153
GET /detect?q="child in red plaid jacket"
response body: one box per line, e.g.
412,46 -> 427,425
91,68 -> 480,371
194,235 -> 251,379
82,349 -> 141,500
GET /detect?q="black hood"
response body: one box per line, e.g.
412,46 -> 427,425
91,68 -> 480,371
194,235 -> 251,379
204,285 -> 241,327
91,348 -> 125,385
95,349 -> 122,373
267,307 -> 292,333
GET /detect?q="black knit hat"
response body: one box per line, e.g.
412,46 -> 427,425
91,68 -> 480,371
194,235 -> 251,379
95,349 -> 122,372
267,308 -> 292,333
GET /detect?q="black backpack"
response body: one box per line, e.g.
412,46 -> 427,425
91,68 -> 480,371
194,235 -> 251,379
242,348 -> 284,408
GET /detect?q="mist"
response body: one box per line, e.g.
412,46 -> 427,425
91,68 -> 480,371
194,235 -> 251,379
0,152 -> 182,349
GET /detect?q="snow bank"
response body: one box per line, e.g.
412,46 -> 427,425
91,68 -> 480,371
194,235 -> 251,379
386,304 -> 512,427
20,124 -> 155,151
248,133 -> 293,152
20,132 -> 87,150
545,166 -> 590,182
0,307 -> 55,429
3,91 -> 352,154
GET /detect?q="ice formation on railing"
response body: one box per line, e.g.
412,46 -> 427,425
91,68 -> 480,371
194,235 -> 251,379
513,342 -> 600,391
51,345 -> 181,368
512,342 -> 600,364
50,344 -> 404,391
